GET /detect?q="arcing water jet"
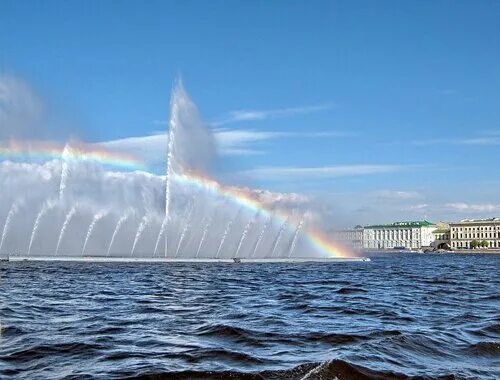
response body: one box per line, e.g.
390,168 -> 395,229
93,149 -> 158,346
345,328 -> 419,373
82,210 -> 108,255
108,208 -> 134,256
251,216 -> 272,258
235,211 -> 259,258
56,205 -> 77,255
215,209 -> 242,259
270,218 -> 289,258
153,217 -> 167,258
288,220 -> 304,258
195,216 -> 212,258
0,199 -> 23,255
28,199 -> 57,257
131,214 -> 151,256
174,202 -> 196,258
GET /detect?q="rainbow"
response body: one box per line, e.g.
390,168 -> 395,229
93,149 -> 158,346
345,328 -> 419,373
173,171 -> 355,258
0,140 -> 145,171
0,140 -> 354,258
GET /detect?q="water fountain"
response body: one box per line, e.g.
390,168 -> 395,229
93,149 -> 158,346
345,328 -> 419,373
0,199 -> 23,256
174,202 -> 196,258
28,199 -> 57,257
288,220 -> 304,258
235,211 -> 259,258
0,81 -> 359,262
56,205 -> 78,255
131,214 -> 151,256
269,219 -> 288,258
82,210 -> 108,255
251,216 -> 272,258
216,209 -> 242,259
108,208 -> 134,256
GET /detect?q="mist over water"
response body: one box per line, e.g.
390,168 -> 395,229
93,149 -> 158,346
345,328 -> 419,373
0,83 -> 342,259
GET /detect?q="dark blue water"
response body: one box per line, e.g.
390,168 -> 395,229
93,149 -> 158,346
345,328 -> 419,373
1,253 -> 499,379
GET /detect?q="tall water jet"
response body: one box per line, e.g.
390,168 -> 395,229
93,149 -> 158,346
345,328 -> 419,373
82,210 -> 108,255
164,94 -> 178,258
108,208 -> 134,256
270,218 -> 289,258
174,202 -> 196,258
56,205 -> 77,255
0,199 -> 23,256
131,214 -> 151,256
251,216 -> 272,258
59,144 -> 72,201
216,209 -> 242,259
163,80 -> 216,257
28,199 -> 57,257
288,220 -> 304,258
235,212 -> 259,258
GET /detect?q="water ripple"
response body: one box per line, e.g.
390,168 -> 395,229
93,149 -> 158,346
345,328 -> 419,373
0,253 -> 499,379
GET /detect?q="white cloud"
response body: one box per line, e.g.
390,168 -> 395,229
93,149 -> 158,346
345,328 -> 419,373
237,164 -> 409,181
408,203 -> 429,210
212,103 -> 333,126
97,127 -> 352,162
375,190 -> 423,200
445,203 -> 500,213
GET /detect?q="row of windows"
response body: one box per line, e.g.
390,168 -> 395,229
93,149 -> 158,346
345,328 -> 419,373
372,230 -> 419,237
452,241 -> 500,248
452,225 -> 499,232
452,233 -> 500,239
434,234 -> 450,240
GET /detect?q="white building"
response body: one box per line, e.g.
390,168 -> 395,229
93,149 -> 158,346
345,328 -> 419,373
363,221 -> 436,250
450,218 -> 500,249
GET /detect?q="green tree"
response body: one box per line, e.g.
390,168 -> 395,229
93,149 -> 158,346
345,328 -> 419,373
470,240 -> 479,249
481,240 -> 489,248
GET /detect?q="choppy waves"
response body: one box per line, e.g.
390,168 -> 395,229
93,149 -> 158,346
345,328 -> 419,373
1,253 -> 499,379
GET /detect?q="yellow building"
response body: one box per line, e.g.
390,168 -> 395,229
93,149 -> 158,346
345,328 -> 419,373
449,218 -> 500,249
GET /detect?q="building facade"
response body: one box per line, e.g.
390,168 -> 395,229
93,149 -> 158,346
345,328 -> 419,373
363,221 -> 436,250
333,226 -> 364,249
431,223 -> 451,249
449,218 -> 500,249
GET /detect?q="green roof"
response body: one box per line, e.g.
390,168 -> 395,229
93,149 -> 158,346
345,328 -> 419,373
365,220 -> 435,229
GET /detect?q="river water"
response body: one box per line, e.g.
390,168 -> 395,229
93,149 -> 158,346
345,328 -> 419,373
1,253 -> 499,379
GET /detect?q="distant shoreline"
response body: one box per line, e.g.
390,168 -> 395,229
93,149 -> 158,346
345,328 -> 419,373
362,249 -> 500,254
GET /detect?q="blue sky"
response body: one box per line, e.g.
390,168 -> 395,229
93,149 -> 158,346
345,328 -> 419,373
1,0 -> 499,224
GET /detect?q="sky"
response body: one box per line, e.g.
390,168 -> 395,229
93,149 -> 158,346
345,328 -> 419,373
1,0 -> 499,226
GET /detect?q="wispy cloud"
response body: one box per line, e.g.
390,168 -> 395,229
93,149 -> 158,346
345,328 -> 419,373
402,202 -> 500,215
445,202 -> 500,213
212,103 -> 333,126
375,190 -> 423,200
413,133 -> 500,146
408,203 -> 429,211
98,127 -> 350,161
238,164 -> 411,181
